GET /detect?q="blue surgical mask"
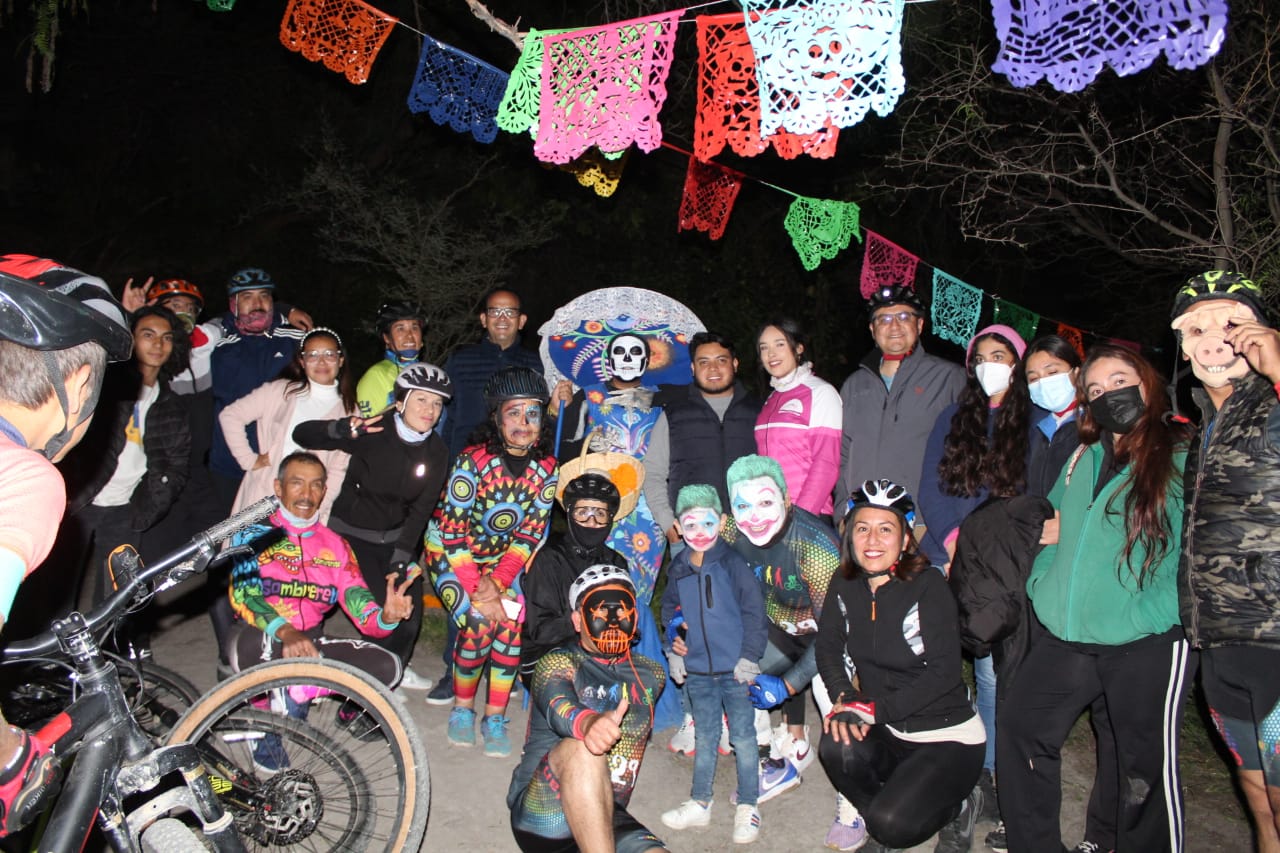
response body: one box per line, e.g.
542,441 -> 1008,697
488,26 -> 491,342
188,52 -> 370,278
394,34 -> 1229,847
1029,372 -> 1077,412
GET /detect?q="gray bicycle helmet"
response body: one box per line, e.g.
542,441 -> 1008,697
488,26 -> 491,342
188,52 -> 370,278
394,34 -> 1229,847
0,255 -> 132,361
395,363 -> 452,400
484,366 -> 550,407
563,473 -> 621,517
228,268 -> 275,295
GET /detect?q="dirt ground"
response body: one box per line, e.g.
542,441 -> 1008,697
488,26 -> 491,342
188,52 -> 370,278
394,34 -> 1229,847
146,602 -> 1254,853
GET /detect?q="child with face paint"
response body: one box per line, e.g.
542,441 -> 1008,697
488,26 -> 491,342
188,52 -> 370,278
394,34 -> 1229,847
998,344 -> 1193,853
659,485 -> 767,843
424,366 -> 558,757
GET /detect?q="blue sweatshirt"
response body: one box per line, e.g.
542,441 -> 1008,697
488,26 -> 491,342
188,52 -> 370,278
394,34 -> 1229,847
660,539 -> 767,675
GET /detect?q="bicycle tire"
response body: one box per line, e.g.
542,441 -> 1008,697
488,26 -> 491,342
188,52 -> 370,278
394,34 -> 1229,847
140,817 -> 206,852
118,660 -> 201,740
166,659 -> 428,852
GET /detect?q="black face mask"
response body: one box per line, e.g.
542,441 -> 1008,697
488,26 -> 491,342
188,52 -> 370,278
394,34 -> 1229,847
1089,385 -> 1146,434
568,518 -> 611,549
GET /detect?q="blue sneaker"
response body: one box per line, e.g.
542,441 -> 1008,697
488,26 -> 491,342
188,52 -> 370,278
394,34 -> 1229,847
756,757 -> 801,803
824,793 -> 868,850
482,715 -> 512,757
448,707 -> 477,747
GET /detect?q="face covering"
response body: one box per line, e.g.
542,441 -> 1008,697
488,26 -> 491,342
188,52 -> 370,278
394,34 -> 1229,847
1029,372 -> 1077,412
1171,303 -> 1258,389
385,347 -> 420,368
279,505 -> 319,529
974,362 -> 1013,398
173,311 -> 197,334
568,516 -> 611,549
580,585 -> 637,656
1089,385 -> 1146,434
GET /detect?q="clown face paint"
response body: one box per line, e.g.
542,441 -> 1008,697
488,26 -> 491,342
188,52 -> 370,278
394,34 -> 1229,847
607,334 -> 648,381
1171,299 -> 1258,389
679,507 -> 722,552
580,585 -> 637,656
730,476 -> 787,546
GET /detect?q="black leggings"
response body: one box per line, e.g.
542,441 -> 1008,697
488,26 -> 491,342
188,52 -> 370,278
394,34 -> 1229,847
818,725 -> 983,849
345,534 -> 423,668
226,622 -> 403,687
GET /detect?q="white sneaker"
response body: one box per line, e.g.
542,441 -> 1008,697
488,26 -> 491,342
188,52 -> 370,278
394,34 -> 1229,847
396,668 -> 433,691
754,709 -> 773,747
733,804 -> 761,844
718,714 -> 732,755
662,799 -> 712,829
668,714 -> 696,755
774,725 -> 815,774
768,721 -> 788,759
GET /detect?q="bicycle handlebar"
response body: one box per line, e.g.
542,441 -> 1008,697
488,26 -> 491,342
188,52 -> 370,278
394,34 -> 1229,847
4,496 -> 280,660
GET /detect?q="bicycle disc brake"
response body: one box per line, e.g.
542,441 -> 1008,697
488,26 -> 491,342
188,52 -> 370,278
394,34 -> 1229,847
241,769 -> 323,845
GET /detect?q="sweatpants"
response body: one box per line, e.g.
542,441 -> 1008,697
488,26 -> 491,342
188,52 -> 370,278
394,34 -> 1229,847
997,627 -> 1193,853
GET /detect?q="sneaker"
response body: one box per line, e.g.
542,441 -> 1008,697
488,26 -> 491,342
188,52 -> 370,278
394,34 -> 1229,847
985,821 -> 1007,852
251,733 -> 289,775
824,793 -> 868,851
482,715 -> 512,757
669,714 -> 696,755
397,667 -> 433,691
1071,842 -> 1111,853
661,799 -> 712,830
447,707 -> 476,747
775,725 -> 814,775
719,714 -> 732,755
935,784 -> 982,853
733,804 -> 761,844
0,731 -> 62,834
754,709 -> 772,747
426,674 -> 454,706
977,768 -> 1000,823
756,757 -> 801,803
336,701 -> 383,742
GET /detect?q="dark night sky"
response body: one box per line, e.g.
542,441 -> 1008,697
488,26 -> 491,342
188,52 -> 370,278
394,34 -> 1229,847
0,0 -> 1223,376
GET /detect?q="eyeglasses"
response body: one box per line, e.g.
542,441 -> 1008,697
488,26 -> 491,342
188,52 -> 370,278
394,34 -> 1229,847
486,307 -> 520,319
301,350 -> 341,362
872,311 -> 919,327
571,506 -> 612,523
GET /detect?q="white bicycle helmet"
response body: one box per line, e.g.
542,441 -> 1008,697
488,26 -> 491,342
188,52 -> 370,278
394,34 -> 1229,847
843,479 -> 917,528
395,362 -> 452,401
569,564 -> 634,611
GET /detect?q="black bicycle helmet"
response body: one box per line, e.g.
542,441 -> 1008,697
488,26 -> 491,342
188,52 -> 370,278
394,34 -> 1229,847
563,473 -> 621,517
484,366 -> 550,407
395,363 -> 452,400
0,255 -> 132,361
843,478 -> 917,528
866,284 -> 926,316
376,300 -> 426,335
1170,270 -> 1268,323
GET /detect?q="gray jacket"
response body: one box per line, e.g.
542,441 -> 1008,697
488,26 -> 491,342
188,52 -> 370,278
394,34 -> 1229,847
837,345 -> 965,508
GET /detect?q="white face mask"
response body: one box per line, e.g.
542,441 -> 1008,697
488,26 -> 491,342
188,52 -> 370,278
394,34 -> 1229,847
974,362 -> 1013,398
1029,372 -> 1077,412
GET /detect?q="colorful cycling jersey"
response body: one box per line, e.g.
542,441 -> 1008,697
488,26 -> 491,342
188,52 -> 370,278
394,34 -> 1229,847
228,511 -> 394,639
721,506 -> 841,637
355,359 -> 399,418
508,645 -> 665,810
0,432 -> 65,580
424,444 -> 557,596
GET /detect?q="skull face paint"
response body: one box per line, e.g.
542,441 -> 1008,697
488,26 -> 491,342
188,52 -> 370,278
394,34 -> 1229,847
679,507 -> 722,553
730,476 -> 787,546
607,334 -> 649,382
580,584 -> 638,656
1171,299 -> 1258,389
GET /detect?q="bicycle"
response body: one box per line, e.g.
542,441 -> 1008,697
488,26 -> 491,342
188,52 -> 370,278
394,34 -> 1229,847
2,496 -> 282,852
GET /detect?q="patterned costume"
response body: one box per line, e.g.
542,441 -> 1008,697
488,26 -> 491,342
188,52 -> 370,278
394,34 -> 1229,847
426,444 -> 558,710
508,645 -> 666,852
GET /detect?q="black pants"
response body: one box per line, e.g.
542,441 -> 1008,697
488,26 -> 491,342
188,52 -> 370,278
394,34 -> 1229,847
818,724 -> 983,849
226,622 -> 402,686
997,628 -> 1194,853
345,534 -> 422,668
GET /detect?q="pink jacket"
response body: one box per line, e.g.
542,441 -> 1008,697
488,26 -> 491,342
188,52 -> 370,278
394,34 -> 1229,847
755,364 -> 843,517
219,379 -> 353,521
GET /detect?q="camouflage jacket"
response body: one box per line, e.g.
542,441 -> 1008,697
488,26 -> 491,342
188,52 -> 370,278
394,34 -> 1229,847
1180,372 -> 1280,649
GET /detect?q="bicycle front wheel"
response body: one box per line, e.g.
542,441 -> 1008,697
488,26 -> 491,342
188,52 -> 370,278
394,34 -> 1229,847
166,659 -> 428,852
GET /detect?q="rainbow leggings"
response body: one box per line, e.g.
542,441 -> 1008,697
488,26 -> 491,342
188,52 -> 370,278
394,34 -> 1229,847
453,610 -> 521,711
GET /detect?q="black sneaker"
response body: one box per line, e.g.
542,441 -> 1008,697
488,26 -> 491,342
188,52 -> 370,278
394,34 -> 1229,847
935,785 -> 982,853
986,820 -> 1008,852
425,674 -> 454,706
977,768 -> 1000,823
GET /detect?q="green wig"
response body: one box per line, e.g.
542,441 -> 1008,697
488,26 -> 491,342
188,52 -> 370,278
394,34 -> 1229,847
725,454 -> 787,499
675,484 -> 721,517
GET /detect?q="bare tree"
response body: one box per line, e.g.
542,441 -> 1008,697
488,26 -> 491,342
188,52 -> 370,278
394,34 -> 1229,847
289,128 -> 564,360
879,0 -> 1278,302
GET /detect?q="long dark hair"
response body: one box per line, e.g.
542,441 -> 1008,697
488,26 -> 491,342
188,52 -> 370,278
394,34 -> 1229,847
131,305 -> 191,384
755,317 -> 811,368
1076,344 -> 1190,589
837,510 -> 931,582
937,331 -> 1030,498
1023,334 -> 1082,380
278,329 -> 357,413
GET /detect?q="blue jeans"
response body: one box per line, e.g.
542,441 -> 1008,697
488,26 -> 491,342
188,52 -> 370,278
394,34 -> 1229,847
685,672 -> 759,805
975,653 -> 996,771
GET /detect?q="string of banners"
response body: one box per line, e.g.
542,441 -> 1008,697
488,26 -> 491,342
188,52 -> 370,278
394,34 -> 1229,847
217,0 -> 1223,351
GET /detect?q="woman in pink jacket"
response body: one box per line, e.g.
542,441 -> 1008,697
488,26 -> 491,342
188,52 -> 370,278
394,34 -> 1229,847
219,327 -> 356,521
755,318 -> 843,518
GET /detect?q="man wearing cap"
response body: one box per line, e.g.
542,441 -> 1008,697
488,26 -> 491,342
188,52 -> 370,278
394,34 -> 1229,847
836,285 -> 965,506
1170,270 -> 1280,853
208,268 -> 307,510
507,564 -> 668,853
